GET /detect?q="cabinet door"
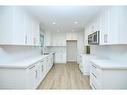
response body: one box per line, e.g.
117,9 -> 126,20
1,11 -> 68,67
84,25 -> 89,46
45,32 -> 51,46
99,9 -> 109,45
32,19 -> 40,46
0,7 -> 14,44
13,7 -> 26,45
27,65 -> 36,89
35,62 -> 42,87
119,7 -> 127,44
109,7 -> 119,44
72,32 -> 77,40
40,59 -> 45,79
25,14 -> 33,45
66,32 -> 72,40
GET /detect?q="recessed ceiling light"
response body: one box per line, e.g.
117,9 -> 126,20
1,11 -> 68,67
52,22 -> 56,25
74,21 -> 78,24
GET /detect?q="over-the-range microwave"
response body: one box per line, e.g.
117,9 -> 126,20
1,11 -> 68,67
88,31 -> 99,45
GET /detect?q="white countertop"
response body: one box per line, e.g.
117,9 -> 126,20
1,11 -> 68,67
90,58 -> 127,69
0,52 -> 55,69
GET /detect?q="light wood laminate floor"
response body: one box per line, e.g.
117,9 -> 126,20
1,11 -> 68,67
38,63 -> 91,89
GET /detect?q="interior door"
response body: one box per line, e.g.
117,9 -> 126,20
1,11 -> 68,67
66,40 -> 77,63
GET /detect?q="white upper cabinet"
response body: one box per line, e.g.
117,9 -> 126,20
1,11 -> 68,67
45,31 -> 66,46
52,32 -> 66,46
66,32 -> 77,40
0,7 -> 15,44
85,6 -> 127,45
0,6 -> 40,46
45,31 -> 51,46
32,18 -> 40,46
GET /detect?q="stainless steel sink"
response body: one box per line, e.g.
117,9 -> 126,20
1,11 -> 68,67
43,53 -> 50,55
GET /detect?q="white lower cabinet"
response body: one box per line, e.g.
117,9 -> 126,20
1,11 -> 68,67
90,62 -> 127,89
0,53 -> 54,89
26,64 -> 36,89
79,54 -> 96,75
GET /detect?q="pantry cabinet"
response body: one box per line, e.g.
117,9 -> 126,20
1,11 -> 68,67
0,6 -> 40,46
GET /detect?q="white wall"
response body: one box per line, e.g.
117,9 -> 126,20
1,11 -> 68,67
90,45 -> 127,63
0,46 -> 41,63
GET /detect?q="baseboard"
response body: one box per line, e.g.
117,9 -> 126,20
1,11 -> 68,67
54,63 -> 66,64
67,61 -> 77,63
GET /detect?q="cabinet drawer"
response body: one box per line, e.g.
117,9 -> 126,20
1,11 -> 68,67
90,73 -> 101,89
90,63 -> 101,77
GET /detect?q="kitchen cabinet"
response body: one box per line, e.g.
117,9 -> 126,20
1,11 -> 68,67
40,59 -> 45,79
0,6 -> 40,46
45,31 -> 51,46
25,14 -> 33,45
85,6 -> 127,45
45,32 -> 66,46
84,26 -> 89,46
32,19 -> 40,46
90,59 -> 127,89
99,7 -> 118,45
66,32 -> 77,40
26,64 -> 36,89
35,62 -> 42,87
79,54 -> 95,75
79,54 -> 96,75
0,53 -> 54,89
51,32 -> 66,46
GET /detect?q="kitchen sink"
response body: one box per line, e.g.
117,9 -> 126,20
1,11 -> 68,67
43,53 -> 50,55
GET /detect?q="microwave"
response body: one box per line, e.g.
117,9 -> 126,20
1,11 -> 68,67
88,31 -> 99,45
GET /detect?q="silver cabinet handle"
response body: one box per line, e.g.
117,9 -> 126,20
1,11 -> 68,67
92,64 -> 96,68
104,34 -> 108,43
25,36 -> 27,44
41,60 -> 44,62
92,73 -> 97,78
35,70 -> 37,78
92,83 -> 96,89
41,65 -> 43,72
29,65 -> 35,69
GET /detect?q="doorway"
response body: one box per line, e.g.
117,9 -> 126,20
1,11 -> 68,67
66,40 -> 77,63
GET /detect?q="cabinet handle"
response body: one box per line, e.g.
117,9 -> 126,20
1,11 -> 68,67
25,36 -> 27,44
92,64 -> 97,68
92,83 -> 96,89
29,65 -> 35,69
35,70 -> 37,78
92,73 -> 97,78
104,34 -> 108,43
41,65 -> 43,72
34,37 -> 36,45
41,60 -> 44,62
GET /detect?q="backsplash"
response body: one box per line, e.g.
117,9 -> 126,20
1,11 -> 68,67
0,46 -> 41,63
91,45 -> 127,62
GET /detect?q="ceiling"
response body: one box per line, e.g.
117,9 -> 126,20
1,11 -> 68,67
23,6 -> 106,33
